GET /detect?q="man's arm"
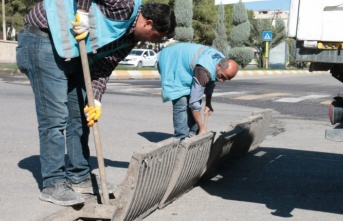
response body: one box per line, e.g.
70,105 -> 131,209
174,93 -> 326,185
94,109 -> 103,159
189,79 -> 206,135
189,65 -> 213,135
77,0 -> 91,11
204,81 -> 215,115
90,44 -> 134,101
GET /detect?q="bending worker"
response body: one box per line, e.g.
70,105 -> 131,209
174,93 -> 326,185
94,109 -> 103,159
16,0 -> 175,206
158,43 -> 239,140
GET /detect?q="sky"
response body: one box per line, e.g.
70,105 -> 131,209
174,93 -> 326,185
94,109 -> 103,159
244,0 -> 290,11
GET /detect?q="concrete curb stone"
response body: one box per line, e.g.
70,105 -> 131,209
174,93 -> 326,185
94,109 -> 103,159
109,70 -> 330,80
0,68 -> 330,80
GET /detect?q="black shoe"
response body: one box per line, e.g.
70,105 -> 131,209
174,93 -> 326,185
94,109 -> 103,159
71,174 -> 116,195
39,181 -> 85,206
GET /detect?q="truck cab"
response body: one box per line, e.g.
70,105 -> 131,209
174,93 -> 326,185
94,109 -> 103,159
288,0 -> 343,141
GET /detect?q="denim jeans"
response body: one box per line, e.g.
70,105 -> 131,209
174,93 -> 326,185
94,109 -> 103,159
16,30 -> 91,188
172,96 -> 199,139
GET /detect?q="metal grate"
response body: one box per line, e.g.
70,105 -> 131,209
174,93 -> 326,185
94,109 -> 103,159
113,138 -> 180,221
159,132 -> 215,208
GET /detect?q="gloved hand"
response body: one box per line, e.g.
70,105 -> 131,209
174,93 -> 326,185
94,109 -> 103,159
84,100 -> 102,127
71,10 -> 89,41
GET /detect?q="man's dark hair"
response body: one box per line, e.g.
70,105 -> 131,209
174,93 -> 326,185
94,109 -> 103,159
141,3 -> 176,38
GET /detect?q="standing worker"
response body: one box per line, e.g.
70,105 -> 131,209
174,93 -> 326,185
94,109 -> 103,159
16,0 -> 175,206
158,43 -> 238,140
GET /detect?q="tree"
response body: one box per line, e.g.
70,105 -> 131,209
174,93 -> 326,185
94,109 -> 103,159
288,38 -> 307,68
192,0 -> 216,45
144,0 -> 236,46
0,0 -> 40,40
247,17 -> 287,68
174,0 -> 193,42
228,0 -> 253,68
193,0 -> 236,46
142,0 -> 173,6
212,4 -> 228,56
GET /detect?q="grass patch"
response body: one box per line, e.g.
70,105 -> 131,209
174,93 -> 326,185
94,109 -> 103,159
0,63 -> 18,69
116,65 -> 157,71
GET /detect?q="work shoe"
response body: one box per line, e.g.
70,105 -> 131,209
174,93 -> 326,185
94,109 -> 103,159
71,174 -> 117,195
39,182 -> 85,206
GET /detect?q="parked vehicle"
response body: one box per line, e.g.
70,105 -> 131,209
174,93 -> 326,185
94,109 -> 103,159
119,49 -> 158,68
288,0 -> 343,141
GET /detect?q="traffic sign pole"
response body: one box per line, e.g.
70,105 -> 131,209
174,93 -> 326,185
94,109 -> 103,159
265,41 -> 269,68
262,31 -> 272,69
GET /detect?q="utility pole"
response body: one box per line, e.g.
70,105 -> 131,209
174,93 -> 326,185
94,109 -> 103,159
2,0 -> 5,40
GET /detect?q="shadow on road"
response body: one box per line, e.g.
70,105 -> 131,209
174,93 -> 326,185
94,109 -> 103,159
18,155 -> 129,190
138,131 -> 173,143
200,146 -> 343,217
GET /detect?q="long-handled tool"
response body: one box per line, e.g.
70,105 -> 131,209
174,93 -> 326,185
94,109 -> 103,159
79,40 -> 109,205
204,112 -> 209,131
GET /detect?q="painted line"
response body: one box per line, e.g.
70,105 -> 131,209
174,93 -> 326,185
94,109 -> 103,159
119,87 -> 161,92
233,93 -> 290,100
211,91 -> 248,97
106,83 -> 131,86
275,94 -> 330,103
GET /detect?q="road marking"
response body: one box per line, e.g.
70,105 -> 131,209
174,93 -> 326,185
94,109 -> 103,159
275,94 -> 330,103
105,85 -> 335,105
232,93 -> 290,100
211,91 -> 248,97
119,87 -> 161,93
107,83 -> 131,86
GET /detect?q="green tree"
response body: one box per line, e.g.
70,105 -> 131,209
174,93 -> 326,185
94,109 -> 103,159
174,0 -> 193,42
193,0 -> 216,45
288,38 -> 307,68
142,0 -> 174,6
212,4 -> 228,56
1,0 -> 40,39
228,0 -> 253,68
248,17 -> 287,68
144,0 -> 236,46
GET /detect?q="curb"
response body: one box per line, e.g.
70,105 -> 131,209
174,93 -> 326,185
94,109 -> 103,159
0,69 -> 330,80
109,70 -> 330,80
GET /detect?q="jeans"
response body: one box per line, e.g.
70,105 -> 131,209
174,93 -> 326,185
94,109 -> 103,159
16,30 -> 91,188
172,96 -> 199,139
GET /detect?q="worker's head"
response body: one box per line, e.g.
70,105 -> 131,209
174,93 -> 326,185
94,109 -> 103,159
215,59 -> 239,83
134,3 -> 176,43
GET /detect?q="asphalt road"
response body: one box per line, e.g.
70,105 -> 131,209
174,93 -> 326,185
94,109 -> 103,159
1,72 -> 343,221
105,73 -> 343,122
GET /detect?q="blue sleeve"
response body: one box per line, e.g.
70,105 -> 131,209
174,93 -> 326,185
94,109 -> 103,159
189,78 -> 205,111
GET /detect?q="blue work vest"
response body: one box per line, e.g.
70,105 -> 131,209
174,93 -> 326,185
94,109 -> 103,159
44,0 -> 141,61
158,43 -> 224,102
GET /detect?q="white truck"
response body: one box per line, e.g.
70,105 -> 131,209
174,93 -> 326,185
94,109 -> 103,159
288,0 -> 343,141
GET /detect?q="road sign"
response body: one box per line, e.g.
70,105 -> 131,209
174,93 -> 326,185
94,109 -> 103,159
262,31 -> 273,41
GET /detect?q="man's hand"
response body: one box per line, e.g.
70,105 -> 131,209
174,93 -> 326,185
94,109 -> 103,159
204,105 -> 213,116
84,100 -> 102,127
71,10 -> 89,41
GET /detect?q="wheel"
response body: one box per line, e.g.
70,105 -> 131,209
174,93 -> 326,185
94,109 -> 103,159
137,61 -> 142,68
